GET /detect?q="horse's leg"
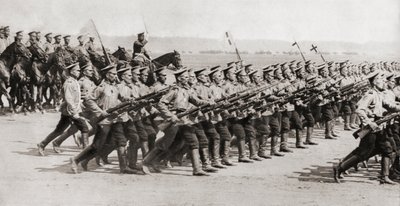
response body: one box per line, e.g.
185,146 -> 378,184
0,81 -> 14,113
37,84 -> 44,113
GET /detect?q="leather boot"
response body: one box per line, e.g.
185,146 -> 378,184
81,133 -> 89,149
380,156 -> 396,184
295,130 -> 307,149
142,148 -> 164,174
37,143 -> 45,156
330,121 -> 339,137
271,136 -> 284,156
344,115 -> 351,131
304,127 -> 318,145
238,140 -> 253,163
117,146 -> 136,174
249,139 -> 263,161
127,145 -> 140,170
191,148 -> 209,176
71,145 -> 97,173
221,140 -> 236,166
349,113 -> 358,129
325,120 -> 336,139
200,148 -> 218,173
333,155 -> 360,183
141,141 -> 149,157
257,135 -> 271,159
210,139 -> 226,168
280,132 -> 293,153
96,144 -> 114,165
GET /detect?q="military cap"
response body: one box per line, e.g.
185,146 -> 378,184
16,31 -> 23,35
54,34 -> 61,38
173,68 -> 188,77
137,32 -> 145,36
290,60 -> 296,64
65,63 -> 80,71
44,33 -> 52,37
81,63 -> 92,71
77,35 -> 84,40
194,68 -> 209,76
294,66 -> 303,73
280,62 -> 288,67
248,69 -> 258,77
100,64 -> 117,73
210,65 -> 221,71
316,64 -> 326,70
131,65 -> 141,75
227,61 -> 235,67
3,26 -> 9,30
155,67 -> 168,76
222,66 -> 235,74
262,66 -> 276,74
305,60 -> 311,65
386,74 -> 395,81
208,68 -> 220,79
235,60 -> 243,64
306,75 -> 318,84
28,31 -> 36,36
367,71 -> 383,83
63,35 -> 71,39
117,65 -> 132,74
235,69 -> 247,76
244,64 -> 253,68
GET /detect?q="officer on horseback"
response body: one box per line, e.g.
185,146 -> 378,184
133,32 -> 151,64
43,33 -> 54,54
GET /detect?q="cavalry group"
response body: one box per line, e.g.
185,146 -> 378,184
1,26 -> 400,185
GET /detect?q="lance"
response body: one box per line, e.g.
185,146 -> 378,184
310,44 -> 326,62
225,31 -> 243,67
142,15 -> 149,37
90,19 -> 112,65
291,41 -> 306,62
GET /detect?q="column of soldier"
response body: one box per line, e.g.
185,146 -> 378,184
2,27 -> 400,184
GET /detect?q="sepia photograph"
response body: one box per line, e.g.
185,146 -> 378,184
0,0 -> 399,205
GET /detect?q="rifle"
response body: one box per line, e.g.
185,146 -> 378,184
353,112 -> 400,139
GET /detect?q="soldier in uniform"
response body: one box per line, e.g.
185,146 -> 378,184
52,64 -> 98,151
53,35 -> 62,50
42,33 -> 54,54
85,36 -> 96,56
133,32 -> 151,60
142,68 -> 212,176
25,31 -> 37,47
76,35 -> 89,58
35,31 -> 43,49
339,63 -> 354,131
37,63 -> 90,156
333,72 -> 400,184
62,35 -> 74,52
70,64 -> 137,174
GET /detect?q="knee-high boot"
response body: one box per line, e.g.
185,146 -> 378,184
249,138 -> 263,161
191,148 -> 209,176
210,139 -> 226,168
295,129 -> 307,149
325,120 -> 336,139
221,140 -> 235,166
199,148 -> 218,173
271,136 -> 284,156
344,115 -> 351,130
333,155 -> 361,183
238,140 -> 253,163
70,145 -> 97,174
304,127 -> 318,145
280,132 -> 293,153
381,156 -> 396,184
257,135 -> 272,159
117,146 -> 137,174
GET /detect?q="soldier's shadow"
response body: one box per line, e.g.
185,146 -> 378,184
288,159 -> 381,184
13,147 -> 75,157
35,158 -> 120,174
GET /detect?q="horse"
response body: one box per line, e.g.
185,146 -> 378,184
131,50 -> 182,86
26,43 -> 49,111
112,46 -> 132,62
0,42 -> 32,113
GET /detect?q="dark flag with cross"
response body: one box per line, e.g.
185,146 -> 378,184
310,44 -> 326,62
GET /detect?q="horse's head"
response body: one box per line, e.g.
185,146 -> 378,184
172,50 -> 182,69
112,46 -> 131,61
29,43 -> 48,63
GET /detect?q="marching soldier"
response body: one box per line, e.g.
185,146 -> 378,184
42,33 -> 54,54
70,64 -> 136,174
333,71 -> 400,184
37,63 -> 90,156
142,68 -> 212,176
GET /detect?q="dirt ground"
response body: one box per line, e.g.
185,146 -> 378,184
0,112 -> 399,206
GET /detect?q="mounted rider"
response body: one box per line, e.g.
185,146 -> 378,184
132,32 -> 151,66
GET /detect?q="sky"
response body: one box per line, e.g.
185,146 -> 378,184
0,0 -> 399,43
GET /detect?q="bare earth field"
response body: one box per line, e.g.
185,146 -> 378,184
0,112 -> 399,206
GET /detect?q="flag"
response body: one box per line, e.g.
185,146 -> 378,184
292,42 -> 297,46
79,20 -> 97,41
